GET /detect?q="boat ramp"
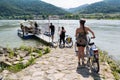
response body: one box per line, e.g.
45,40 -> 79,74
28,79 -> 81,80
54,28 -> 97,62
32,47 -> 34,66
17,29 -> 58,47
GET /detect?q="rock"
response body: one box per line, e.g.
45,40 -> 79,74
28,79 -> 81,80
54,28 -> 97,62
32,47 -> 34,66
31,52 -> 39,58
22,76 -> 31,80
22,60 -> 28,65
36,46 -> 44,50
32,71 -> 45,77
41,61 -> 49,65
0,47 -> 9,54
7,57 -> 17,62
0,50 -> 4,54
63,75 -> 73,80
0,56 -> 5,62
47,74 -> 55,80
3,61 -> 12,66
42,51 -> 46,54
2,70 -> 10,74
13,61 -> 20,65
3,48 -> 8,53
31,77 -> 44,80
16,55 -> 21,61
46,69 -> 58,74
0,54 -> 3,56
17,50 -> 29,58
23,56 -> 31,60
13,48 -> 18,52
54,73 -> 65,80
6,74 -> 18,80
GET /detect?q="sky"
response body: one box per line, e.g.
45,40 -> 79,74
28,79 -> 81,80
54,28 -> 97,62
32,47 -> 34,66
41,0 -> 103,9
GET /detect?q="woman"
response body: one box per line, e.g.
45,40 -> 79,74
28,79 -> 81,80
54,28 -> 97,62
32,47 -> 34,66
75,19 -> 95,66
59,27 -> 66,47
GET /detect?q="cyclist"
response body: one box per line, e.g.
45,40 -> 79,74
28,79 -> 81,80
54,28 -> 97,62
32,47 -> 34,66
75,19 -> 95,66
59,27 -> 66,47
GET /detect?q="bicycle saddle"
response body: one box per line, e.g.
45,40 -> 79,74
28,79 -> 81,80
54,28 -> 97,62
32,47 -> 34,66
88,42 -> 94,46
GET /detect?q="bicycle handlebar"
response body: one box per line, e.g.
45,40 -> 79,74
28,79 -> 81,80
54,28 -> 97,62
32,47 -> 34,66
91,36 -> 95,39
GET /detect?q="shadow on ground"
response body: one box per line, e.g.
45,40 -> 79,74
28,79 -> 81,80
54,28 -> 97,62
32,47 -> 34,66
76,66 -> 101,80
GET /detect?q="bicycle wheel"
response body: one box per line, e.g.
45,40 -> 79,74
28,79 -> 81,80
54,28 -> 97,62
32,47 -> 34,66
92,57 -> 100,73
66,37 -> 73,48
58,39 -> 65,48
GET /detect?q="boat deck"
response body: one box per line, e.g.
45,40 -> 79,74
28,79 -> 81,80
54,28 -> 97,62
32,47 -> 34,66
35,34 -> 52,43
34,33 -> 58,47
17,29 -> 58,47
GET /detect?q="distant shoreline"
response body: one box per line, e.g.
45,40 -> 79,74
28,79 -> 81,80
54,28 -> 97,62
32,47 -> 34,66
0,13 -> 120,20
0,18 -> 118,21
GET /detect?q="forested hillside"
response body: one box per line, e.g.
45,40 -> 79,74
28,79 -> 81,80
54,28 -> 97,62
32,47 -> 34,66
0,0 -> 68,19
0,0 -> 120,19
68,0 -> 120,14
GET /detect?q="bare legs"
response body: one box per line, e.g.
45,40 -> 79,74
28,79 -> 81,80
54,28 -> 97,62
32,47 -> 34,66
51,35 -> 54,42
78,46 -> 85,66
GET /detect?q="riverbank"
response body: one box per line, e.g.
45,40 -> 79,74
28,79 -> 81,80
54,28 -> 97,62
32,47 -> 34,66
0,45 -> 50,73
0,46 -> 119,80
99,50 -> 120,80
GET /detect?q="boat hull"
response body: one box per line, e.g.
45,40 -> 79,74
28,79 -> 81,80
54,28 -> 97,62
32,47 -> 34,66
17,29 -> 34,39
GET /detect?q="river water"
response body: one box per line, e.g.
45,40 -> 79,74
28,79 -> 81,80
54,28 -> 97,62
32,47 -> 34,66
0,20 -> 120,61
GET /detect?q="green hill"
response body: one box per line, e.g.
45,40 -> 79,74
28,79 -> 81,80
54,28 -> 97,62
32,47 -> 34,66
68,0 -> 120,14
0,0 -> 68,19
67,4 -> 89,13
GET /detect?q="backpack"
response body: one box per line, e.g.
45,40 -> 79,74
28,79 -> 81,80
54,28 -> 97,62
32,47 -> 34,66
76,32 -> 87,46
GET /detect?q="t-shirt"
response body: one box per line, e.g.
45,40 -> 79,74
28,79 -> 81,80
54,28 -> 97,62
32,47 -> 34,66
50,25 -> 55,32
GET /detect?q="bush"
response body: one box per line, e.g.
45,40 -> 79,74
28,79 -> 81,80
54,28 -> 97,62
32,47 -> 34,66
25,57 -> 35,67
7,48 -> 15,58
7,63 -> 25,73
44,47 -> 50,54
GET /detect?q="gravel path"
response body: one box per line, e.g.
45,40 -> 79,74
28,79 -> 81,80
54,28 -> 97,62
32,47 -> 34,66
1,47 -> 114,80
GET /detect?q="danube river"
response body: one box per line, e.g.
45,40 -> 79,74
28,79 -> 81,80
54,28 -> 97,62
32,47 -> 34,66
0,20 -> 120,61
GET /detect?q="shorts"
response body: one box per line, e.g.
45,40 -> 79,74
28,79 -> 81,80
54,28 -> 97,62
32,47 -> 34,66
77,43 -> 86,47
51,31 -> 54,36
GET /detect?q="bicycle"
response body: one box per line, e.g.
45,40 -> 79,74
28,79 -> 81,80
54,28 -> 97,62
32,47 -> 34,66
58,35 -> 73,48
75,37 -> 100,73
86,39 -> 99,73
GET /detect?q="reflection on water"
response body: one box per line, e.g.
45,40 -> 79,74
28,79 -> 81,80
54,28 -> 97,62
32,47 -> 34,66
0,20 -> 120,61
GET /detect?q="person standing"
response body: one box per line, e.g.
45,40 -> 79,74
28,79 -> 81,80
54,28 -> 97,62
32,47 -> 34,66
75,19 -> 95,67
34,22 -> 39,34
49,23 -> 55,42
59,27 -> 66,47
